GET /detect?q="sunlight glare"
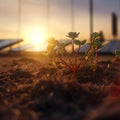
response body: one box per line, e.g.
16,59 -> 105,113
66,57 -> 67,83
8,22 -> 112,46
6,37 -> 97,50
25,29 -> 48,51
29,30 -> 46,45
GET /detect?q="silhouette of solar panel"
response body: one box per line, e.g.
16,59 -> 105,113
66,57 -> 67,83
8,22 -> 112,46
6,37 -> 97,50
67,40 -> 120,54
0,40 -> 4,42
99,40 -> 120,53
0,39 -> 23,50
78,44 -> 90,53
8,39 -> 120,53
10,43 -> 33,52
66,43 -> 90,53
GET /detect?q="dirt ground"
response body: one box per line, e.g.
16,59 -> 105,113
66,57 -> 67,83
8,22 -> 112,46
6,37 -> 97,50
0,52 -> 120,120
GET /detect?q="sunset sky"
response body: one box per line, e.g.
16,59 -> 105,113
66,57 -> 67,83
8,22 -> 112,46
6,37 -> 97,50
0,0 -> 120,43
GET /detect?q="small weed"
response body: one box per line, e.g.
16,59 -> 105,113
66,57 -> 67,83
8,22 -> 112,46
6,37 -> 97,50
47,32 -> 102,75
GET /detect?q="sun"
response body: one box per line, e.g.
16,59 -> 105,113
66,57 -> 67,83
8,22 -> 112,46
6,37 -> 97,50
29,30 -> 46,45
25,29 -> 49,51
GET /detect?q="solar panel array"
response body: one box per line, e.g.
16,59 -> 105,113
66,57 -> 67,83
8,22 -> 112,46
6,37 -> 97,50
0,39 -> 120,54
99,40 -> 120,53
66,40 -> 120,54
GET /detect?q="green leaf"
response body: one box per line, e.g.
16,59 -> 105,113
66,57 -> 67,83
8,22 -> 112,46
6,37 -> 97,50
75,40 -> 86,46
66,32 -> 80,39
47,37 -> 58,45
81,40 -> 87,45
92,39 -> 102,49
75,40 -> 81,45
91,32 -> 100,38
57,42 -> 66,47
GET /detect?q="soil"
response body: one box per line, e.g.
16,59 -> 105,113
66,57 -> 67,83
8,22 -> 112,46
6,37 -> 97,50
0,52 -> 120,120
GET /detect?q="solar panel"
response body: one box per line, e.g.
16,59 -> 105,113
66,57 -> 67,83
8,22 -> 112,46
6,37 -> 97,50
10,43 -> 33,52
0,39 -> 23,50
1,39 -> 120,53
67,40 -> 120,54
79,44 -> 90,53
99,40 -> 120,53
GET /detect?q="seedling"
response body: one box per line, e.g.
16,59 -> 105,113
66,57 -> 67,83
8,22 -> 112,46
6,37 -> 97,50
90,32 -> 102,71
47,32 -> 102,75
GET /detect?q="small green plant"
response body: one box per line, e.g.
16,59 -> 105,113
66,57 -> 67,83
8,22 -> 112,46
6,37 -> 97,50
90,32 -> 102,71
47,32 -> 102,75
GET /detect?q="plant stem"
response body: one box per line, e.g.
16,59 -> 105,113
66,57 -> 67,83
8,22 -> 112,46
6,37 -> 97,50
72,54 -> 78,73
74,45 -> 81,70
78,43 -> 92,69
72,38 -> 75,55
95,48 -> 98,68
68,56 -> 72,65
93,48 -> 98,72
75,54 -> 77,67
77,45 -> 81,54
58,56 -> 72,70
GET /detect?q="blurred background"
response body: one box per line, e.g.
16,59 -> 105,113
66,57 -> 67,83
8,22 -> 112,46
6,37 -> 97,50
0,0 -> 120,51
